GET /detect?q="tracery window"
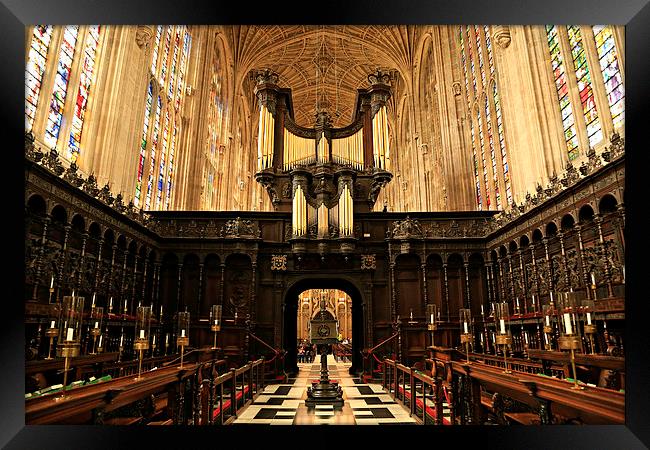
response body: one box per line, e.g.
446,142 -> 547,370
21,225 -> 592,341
135,25 -> 191,210
25,25 -> 103,163
459,25 -> 511,210
545,25 -> 624,160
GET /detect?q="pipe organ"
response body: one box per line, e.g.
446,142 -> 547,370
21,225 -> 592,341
372,105 -> 390,171
254,68 -> 394,254
284,129 -> 316,170
257,104 -> 275,171
332,128 -> 364,170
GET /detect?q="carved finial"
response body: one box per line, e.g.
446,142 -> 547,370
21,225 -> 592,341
253,68 -> 279,86
368,69 -> 392,86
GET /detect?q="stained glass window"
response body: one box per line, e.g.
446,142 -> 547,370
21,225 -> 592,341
484,26 -> 495,75
145,96 -> 162,210
475,26 -> 486,89
477,106 -> 490,208
159,26 -> 172,88
470,120 -> 482,210
44,26 -> 79,148
459,27 -> 470,105
165,124 -> 177,210
155,110 -> 170,210
67,25 -> 101,162
467,27 -> 477,98
485,95 -> 501,209
150,26 -> 162,76
176,29 -> 191,110
546,25 -> 580,160
493,83 -> 512,206
567,25 -> 602,147
25,26 -> 53,131
593,25 -> 625,130
135,82 -> 153,207
167,27 -> 180,100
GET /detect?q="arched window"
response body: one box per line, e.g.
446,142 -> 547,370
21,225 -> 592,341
459,25 -> 511,210
25,26 -> 53,132
592,25 -> 624,131
137,26 -> 191,211
545,25 -> 623,159
25,25 -> 103,162
546,25 -> 580,160
44,26 -> 80,149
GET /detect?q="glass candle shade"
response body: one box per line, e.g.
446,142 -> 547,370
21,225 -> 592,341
134,306 -> 152,351
57,295 -> 85,358
581,299 -> 597,335
426,304 -> 438,331
210,305 -> 223,332
177,311 -> 190,347
542,303 -> 554,335
494,302 -> 512,346
459,308 -> 472,343
558,292 -> 581,350
46,303 -> 61,335
90,306 -> 103,336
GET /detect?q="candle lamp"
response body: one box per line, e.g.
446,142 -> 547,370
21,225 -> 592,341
581,299 -> 597,355
118,330 -> 125,362
590,272 -> 597,300
89,306 -> 103,355
542,303 -> 555,350
210,305 -> 222,350
426,303 -> 438,349
55,295 -> 84,401
134,306 -> 152,380
48,275 -> 55,304
494,302 -> 512,374
177,312 -> 190,368
108,296 -> 113,314
558,292 -> 584,390
459,308 -> 472,364
514,297 -> 521,315
531,294 -> 538,314
44,303 -> 61,360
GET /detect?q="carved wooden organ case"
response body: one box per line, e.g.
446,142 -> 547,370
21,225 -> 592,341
254,69 -> 394,257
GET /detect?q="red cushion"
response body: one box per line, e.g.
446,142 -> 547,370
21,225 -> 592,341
397,386 -> 451,425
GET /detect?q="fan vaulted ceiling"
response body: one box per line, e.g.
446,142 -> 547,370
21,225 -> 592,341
222,25 -> 422,127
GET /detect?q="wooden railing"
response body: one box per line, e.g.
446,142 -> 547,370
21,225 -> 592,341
25,357 -> 264,425
362,331 -> 399,379
248,330 -> 286,382
382,359 -> 446,425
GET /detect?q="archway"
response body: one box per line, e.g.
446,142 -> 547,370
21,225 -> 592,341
283,277 -> 365,377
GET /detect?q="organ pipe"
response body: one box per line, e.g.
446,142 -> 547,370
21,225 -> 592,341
331,128 -> 363,170
317,203 -> 329,237
372,105 -> 390,171
257,105 -> 275,171
338,185 -> 353,237
283,129 -> 316,170
292,184 -> 307,236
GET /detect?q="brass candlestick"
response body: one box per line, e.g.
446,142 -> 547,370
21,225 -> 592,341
461,333 -> 472,364
558,292 -> 584,390
134,306 -> 152,380
44,325 -> 58,360
54,295 -> 84,401
495,303 -> 512,373
177,311 -> 190,369
134,339 -> 149,380
210,305 -> 222,350
582,300 -> 597,355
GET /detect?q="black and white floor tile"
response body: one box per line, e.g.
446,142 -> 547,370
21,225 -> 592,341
232,355 -> 418,425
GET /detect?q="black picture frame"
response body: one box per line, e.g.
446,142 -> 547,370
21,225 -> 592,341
3,0 -> 648,448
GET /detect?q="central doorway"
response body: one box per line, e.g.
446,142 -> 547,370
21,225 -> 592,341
283,278 -> 364,376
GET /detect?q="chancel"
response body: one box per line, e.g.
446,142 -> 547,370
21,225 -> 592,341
24,25 -> 625,426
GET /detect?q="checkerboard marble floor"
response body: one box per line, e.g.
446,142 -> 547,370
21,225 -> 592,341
232,355 -> 417,425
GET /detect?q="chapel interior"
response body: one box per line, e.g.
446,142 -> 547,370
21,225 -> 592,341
23,24 -> 626,426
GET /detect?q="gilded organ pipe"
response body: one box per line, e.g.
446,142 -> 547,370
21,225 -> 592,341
257,105 -> 275,171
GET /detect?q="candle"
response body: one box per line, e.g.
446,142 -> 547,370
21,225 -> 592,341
430,314 -> 434,324
563,313 -> 573,335
591,272 -> 596,287
98,334 -> 103,348
71,290 -> 75,298
545,315 -> 550,327
181,329 -> 185,338
622,265 -> 625,283
586,312 -> 592,325
549,292 -> 554,304
124,299 -> 128,313
119,335 -> 124,347
463,322 -> 469,334
516,297 -> 520,310
50,320 -> 55,329
544,333 -> 549,345
66,327 -> 74,341
480,304 -> 484,316
50,276 -> 54,289
214,319 -> 218,325
139,329 -> 145,339
499,319 -> 506,334
109,297 -> 113,310
165,334 -> 169,345
524,332 -> 529,344
92,293 -> 96,307
94,321 -> 99,329
152,335 -> 156,345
